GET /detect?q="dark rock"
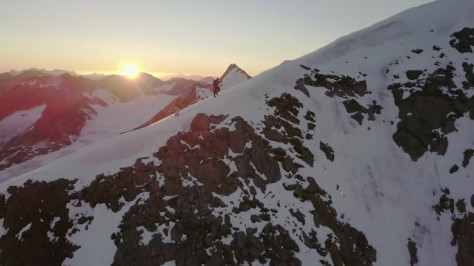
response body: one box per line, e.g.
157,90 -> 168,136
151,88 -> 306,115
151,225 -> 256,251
267,93 -> 303,124
197,159 -> 230,191
294,79 -> 310,97
456,199 -> 466,213
411,49 -> 423,54
0,180 -> 79,266
295,68 -> 381,125
249,141 -> 281,183
289,209 -> 306,225
289,137 -> 314,166
320,142 -> 335,162
407,239 -> 418,266
342,99 -> 380,125
209,114 -> 226,124
190,113 -> 210,131
282,156 -> 300,173
449,27 -> 474,53
389,65 -> 474,161
300,64 -> 311,70
264,129 -> 286,142
291,178 -> 376,265
462,62 -> 474,87
451,213 -> 474,266
297,70 -> 368,98
228,129 -> 247,154
81,167 -> 154,212
304,110 -> 316,123
463,149 -> 474,167
450,165 -> 459,174
250,215 -> 261,223
406,70 -> 423,80
434,192 -> 454,215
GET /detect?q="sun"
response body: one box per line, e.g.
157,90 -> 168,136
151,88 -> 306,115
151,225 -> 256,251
121,64 -> 140,79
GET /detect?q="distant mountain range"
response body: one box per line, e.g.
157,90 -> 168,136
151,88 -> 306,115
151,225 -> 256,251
0,64 -> 251,179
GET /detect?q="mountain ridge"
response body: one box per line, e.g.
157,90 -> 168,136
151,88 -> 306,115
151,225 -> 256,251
0,1 -> 473,265
0,64 -> 251,180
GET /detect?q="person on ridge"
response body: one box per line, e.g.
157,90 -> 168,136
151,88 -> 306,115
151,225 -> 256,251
213,78 -> 221,97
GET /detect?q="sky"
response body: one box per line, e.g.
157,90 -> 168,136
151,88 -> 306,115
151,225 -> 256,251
0,0 -> 434,78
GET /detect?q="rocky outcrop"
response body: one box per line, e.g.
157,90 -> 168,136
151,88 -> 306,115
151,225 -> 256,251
294,68 -> 381,125
406,70 -> 423,80
0,179 -> 79,266
450,27 -> 474,53
407,239 -> 418,266
433,189 -> 474,266
388,64 -> 474,161
462,149 -> 474,168
295,68 -> 368,98
285,177 -> 376,265
320,142 -> 335,162
0,104 -> 375,265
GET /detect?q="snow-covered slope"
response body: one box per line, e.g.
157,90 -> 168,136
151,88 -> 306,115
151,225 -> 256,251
133,64 -> 252,130
0,1 -> 473,265
0,73 -> 179,179
0,64 -> 251,180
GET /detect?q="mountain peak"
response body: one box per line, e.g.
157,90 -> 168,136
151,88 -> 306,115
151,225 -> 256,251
218,63 -> 251,90
220,63 -> 251,80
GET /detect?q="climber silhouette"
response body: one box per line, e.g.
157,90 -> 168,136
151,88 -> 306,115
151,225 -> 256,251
213,78 -> 221,97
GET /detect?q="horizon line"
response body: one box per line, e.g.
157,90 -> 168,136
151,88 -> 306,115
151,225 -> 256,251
4,68 -> 220,81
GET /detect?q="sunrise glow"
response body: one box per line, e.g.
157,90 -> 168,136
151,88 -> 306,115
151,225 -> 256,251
121,65 -> 140,79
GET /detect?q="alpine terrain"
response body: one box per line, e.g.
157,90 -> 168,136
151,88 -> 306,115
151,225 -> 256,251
0,64 -> 250,181
0,0 -> 473,265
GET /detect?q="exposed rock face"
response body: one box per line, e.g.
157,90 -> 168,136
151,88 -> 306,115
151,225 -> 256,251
0,97 -> 375,265
407,239 -> 418,266
287,177 -> 376,265
462,62 -> 474,90
452,213 -> 474,266
0,179 -> 79,266
109,107 -> 373,265
450,27 -> 474,53
463,149 -> 474,168
320,142 -> 335,162
406,70 -> 423,80
433,189 -> 474,266
388,64 -> 474,161
294,68 -> 381,125
266,93 -> 314,166
295,68 -> 368,98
